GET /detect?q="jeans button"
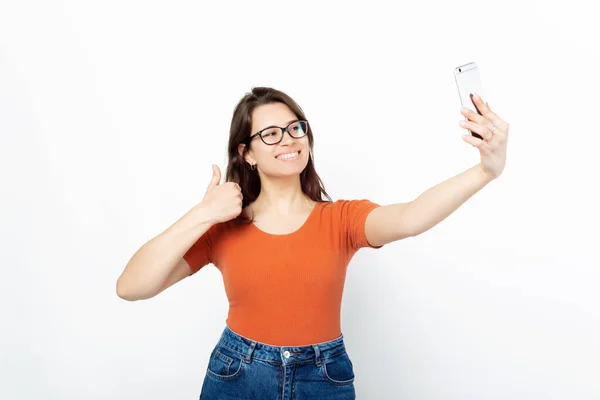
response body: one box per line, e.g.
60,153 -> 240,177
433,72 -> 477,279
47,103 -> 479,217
283,350 -> 290,358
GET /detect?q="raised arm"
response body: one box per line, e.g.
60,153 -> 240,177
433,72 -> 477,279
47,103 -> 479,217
116,164 -> 244,301
364,95 -> 509,246
116,203 -> 214,301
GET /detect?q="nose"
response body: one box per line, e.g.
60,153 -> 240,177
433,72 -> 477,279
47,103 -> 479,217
279,128 -> 296,146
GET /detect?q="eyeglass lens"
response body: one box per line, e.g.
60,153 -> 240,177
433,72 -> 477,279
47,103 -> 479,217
261,121 -> 308,144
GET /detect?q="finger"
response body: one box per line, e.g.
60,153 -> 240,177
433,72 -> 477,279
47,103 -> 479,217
461,105 -> 488,127
471,93 -> 495,118
461,133 -> 489,149
207,164 -> 221,190
473,94 -> 507,128
470,93 -> 507,130
229,181 -> 242,192
458,120 -> 492,142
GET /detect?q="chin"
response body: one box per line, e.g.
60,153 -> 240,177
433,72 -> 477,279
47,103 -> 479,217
272,160 -> 308,176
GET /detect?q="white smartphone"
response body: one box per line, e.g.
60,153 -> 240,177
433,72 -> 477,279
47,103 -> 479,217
454,62 -> 486,140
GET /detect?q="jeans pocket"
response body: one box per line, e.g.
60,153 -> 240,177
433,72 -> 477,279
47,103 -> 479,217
206,343 -> 245,381
320,350 -> 355,386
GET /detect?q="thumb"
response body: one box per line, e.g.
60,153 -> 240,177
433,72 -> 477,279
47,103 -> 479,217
207,164 -> 221,190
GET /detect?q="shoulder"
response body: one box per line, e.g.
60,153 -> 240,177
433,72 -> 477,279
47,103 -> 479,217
202,217 -> 240,241
323,198 -> 381,213
317,199 -> 381,227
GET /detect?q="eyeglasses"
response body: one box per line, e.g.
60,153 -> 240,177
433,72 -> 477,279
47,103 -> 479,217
246,120 -> 309,145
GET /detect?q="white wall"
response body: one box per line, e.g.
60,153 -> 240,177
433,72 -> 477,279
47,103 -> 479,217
1,0 -> 598,399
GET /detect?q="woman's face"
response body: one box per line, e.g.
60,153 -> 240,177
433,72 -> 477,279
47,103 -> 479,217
240,102 -> 310,177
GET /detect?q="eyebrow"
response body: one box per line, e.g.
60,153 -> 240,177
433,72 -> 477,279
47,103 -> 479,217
261,119 -> 299,130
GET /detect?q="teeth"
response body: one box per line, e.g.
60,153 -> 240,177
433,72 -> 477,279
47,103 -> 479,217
276,151 -> 299,160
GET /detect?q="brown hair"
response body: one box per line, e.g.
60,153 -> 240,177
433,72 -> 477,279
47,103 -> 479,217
225,87 -> 332,222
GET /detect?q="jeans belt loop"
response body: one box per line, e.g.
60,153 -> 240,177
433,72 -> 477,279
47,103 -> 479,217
312,344 -> 322,367
244,341 -> 256,363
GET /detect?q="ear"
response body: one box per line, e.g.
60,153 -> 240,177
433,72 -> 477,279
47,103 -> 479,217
238,143 -> 255,165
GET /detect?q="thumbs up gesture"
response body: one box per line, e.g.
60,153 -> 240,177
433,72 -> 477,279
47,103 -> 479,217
201,164 -> 244,224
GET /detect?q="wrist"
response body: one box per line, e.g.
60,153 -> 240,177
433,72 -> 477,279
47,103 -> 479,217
476,163 -> 496,182
191,202 -> 216,227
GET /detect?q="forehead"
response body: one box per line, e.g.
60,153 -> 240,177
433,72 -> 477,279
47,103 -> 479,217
251,102 -> 297,131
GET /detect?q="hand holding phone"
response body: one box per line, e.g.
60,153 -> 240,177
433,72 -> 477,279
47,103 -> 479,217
454,62 -> 486,140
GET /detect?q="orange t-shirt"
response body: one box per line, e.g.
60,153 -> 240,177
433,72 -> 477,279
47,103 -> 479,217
183,199 -> 384,346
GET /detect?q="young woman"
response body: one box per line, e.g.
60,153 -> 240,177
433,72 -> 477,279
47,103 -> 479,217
117,87 -> 509,399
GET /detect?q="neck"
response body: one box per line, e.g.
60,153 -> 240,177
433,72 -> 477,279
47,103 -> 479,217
252,177 -> 312,215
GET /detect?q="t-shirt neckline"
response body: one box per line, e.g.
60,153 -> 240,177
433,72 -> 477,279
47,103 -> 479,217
248,201 -> 322,237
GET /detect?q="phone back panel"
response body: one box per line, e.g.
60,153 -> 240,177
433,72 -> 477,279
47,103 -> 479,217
454,62 -> 485,115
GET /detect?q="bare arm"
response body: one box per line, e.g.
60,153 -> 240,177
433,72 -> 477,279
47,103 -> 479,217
364,164 -> 494,246
116,204 -> 213,301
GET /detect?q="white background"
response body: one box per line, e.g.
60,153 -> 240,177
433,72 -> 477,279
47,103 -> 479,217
1,1 -> 599,399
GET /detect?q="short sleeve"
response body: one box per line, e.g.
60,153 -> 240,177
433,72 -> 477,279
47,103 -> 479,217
340,199 -> 384,251
183,224 -> 215,275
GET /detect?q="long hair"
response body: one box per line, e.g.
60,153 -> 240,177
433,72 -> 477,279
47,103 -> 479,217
225,87 -> 332,223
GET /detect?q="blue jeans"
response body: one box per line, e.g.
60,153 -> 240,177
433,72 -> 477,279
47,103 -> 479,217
199,325 -> 356,399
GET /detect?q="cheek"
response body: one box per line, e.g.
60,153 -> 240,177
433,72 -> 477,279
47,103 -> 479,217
257,148 -> 276,161
300,137 -> 310,149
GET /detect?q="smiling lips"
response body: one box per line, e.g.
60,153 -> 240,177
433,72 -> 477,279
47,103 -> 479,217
276,150 -> 300,160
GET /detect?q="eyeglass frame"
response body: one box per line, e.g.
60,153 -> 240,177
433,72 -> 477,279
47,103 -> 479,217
245,119 -> 309,145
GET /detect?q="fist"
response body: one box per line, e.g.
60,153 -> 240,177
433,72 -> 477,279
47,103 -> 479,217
201,164 -> 244,224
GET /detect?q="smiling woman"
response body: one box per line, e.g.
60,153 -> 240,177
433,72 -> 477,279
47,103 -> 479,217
228,93 -> 323,212
118,86 -> 392,399
188,87 -> 392,399
116,81 -> 510,398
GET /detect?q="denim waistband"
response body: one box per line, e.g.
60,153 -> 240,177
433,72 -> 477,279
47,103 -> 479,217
217,325 -> 347,367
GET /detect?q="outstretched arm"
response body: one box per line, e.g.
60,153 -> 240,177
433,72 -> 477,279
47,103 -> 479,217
364,94 -> 509,246
364,165 -> 493,246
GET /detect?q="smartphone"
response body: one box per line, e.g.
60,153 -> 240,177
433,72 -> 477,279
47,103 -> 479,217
454,62 -> 486,140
